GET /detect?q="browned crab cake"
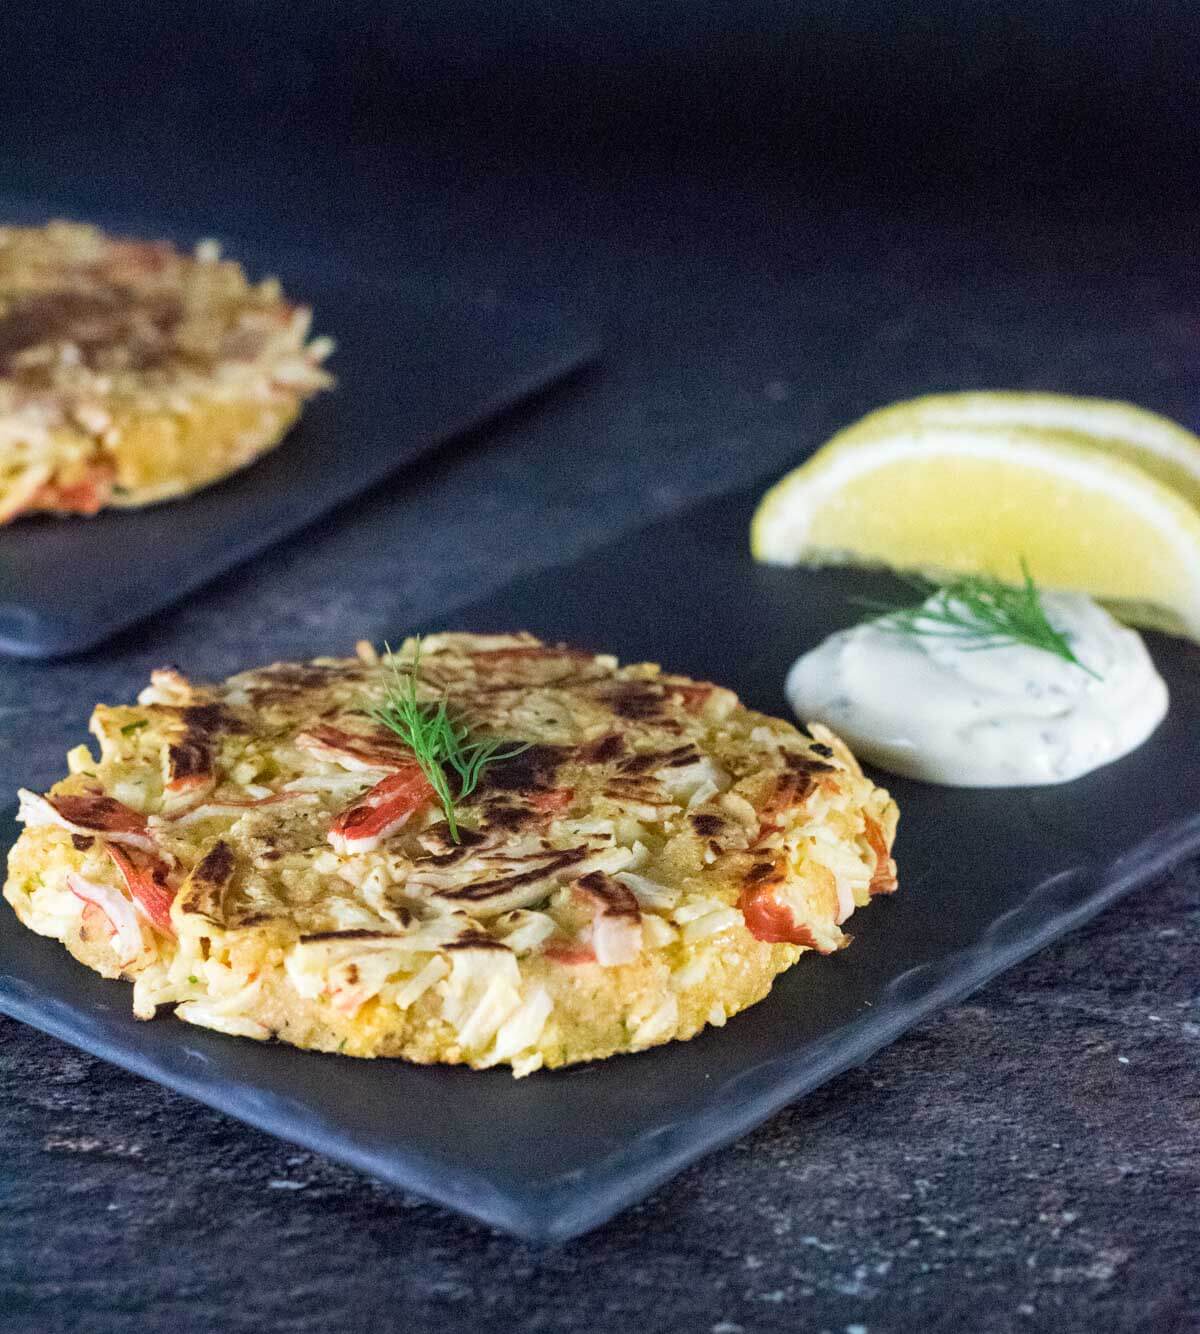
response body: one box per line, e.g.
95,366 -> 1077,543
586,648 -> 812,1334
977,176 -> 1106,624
3,633 -> 898,1075
0,219 -> 332,521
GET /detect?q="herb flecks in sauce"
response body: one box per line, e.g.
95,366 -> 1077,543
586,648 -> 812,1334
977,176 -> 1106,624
789,583 -> 1166,787
854,560 -> 1101,679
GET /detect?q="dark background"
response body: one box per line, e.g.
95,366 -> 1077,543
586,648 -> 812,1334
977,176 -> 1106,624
7,2 -> 1200,266
7,1 -> 1200,189
1,4 -> 1198,1331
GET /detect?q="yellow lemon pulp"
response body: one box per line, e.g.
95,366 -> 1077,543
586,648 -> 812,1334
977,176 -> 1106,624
752,423 -> 1200,640
834,392 -> 1200,513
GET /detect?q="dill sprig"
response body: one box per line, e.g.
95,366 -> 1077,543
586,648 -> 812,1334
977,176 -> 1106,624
367,639 -> 530,842
854,560 -> 1102,679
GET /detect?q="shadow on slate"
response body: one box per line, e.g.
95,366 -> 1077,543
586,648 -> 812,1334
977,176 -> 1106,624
0,203 -> 599,659
1,489 -> 1199,1242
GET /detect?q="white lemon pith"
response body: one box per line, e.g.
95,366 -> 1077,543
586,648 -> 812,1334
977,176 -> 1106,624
751,394 -> 1200,641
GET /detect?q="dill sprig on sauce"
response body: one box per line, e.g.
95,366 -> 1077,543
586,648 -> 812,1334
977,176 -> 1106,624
367,639 -> 530,842
854,560 -> 1102,679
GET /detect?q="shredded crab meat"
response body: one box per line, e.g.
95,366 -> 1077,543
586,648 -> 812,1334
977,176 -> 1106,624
137,668 -> 197,707
281,772 -> 373,795
834,879 -> 855,925
175,982 -> 270,1040
389,956 -> 449,1009
0,461 -> 54,523
18,788 -> 165,859
131,958 -> 190,1020
421,843 -> 635,919
403,834 -> 546,891
328,766 -> 434,856
294,724 -> 412,772
573,873 -> 643,966
615,869 -> 681,911
591,913 -> 641,965
164,770 -> 213,797
718,791 -> 760,835
492,909 -> 557,955
738,858 -> 845,953
630,994 -> 680,1046
656,756 -> 730,803
442,948 -> 524,1053
66,873 -> 144,966
106,844 -> 175,935
529,787 -> 574,813
863,815 -> 899,896
285,918 -> 475,1005
641,915 -> 678,948
482,987 -> 553,1066
328,951 -> 407,1014
681,905 -> 741,942
158,791 -> 319,828
285,932 -> 464,1016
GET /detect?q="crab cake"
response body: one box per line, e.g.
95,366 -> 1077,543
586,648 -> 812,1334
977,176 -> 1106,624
3,634 -> 898,1076
0,220 -> 332,522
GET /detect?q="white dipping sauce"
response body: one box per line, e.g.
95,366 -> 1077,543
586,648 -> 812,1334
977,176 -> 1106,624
786,592 -> 1168,786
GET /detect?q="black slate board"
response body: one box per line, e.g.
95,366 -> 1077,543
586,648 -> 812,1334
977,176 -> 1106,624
0,211 -> 598,659
1,488 -> 1198,1242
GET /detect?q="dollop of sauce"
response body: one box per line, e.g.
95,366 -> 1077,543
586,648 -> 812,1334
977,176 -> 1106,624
786,592 -> 1168,786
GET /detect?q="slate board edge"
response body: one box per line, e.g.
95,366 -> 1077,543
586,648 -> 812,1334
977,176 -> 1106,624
0,329 -> 601,661
532,809 -> 1200,1242
2,808 -> 1196,1243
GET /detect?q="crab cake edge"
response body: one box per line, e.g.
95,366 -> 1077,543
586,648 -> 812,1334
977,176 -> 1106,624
3,633 -> 898,1075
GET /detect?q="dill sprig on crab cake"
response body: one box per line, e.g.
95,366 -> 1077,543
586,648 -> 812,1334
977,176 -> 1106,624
3,634 -> 898,1076
0,220 -> 332,522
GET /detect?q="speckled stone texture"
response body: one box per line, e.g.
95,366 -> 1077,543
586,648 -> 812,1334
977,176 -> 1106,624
2,870 -> 1195,1332
1,139 -> 1198,1329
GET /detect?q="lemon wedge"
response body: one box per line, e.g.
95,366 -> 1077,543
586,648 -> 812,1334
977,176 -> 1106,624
834,392 -> 1200,512
751,416 -> 1200,640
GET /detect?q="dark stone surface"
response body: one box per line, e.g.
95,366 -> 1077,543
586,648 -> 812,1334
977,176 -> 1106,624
2,869 -> 1196,1332
1,102 -> 1199,1330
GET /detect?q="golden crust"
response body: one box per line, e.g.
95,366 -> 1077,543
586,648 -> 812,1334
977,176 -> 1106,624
0,220 -> 332,521
3,633 -> 898,1074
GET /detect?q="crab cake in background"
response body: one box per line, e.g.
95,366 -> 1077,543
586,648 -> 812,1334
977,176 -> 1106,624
0,220 -> 333,522
3,634 -> 898,1076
